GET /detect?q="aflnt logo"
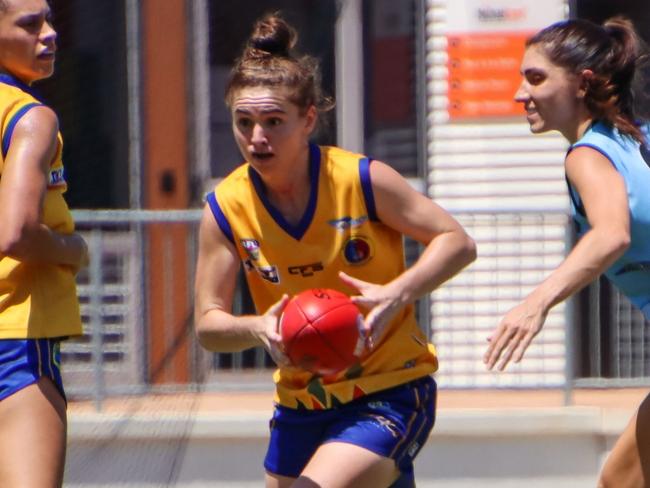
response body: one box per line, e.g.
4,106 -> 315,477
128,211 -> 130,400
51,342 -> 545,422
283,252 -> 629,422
240,239 -> 260,261
288,262 -> 324,277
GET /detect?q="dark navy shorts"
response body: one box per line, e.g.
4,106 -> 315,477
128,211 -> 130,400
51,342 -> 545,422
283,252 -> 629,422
0,338 -> 65,402
264,375 -> 436,484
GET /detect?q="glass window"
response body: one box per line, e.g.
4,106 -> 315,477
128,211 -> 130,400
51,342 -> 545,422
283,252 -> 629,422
41,1 -> 129,208
362,0 -> 419,176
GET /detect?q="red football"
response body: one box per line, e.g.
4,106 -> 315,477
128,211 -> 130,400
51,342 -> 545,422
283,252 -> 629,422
280,288 -> 363,375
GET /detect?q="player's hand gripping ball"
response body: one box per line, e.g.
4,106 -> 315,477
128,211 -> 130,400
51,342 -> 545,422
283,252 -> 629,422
280,288 -> 364,375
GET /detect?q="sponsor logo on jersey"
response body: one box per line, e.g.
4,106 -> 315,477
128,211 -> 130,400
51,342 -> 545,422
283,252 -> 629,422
257,265 -> 280,284
48,168 -> 66,187
243,259 -> 255,272
342,235 -> 373,265
288,262 -> 324,277
328,215 -> 368,232
240,238 -> 260,261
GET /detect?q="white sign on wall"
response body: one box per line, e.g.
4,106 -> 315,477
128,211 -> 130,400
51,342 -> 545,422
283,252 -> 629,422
446,0 -> 566,34
446,0 -> 565,119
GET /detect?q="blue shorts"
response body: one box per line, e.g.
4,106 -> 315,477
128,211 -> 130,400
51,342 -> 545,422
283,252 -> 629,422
264,375 -> 436,483
0,338 -> 65,402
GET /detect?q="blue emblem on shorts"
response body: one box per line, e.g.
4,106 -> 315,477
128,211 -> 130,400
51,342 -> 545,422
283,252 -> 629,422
370,414 -> 400,438
342,236 -> 372,265
407,441 -> 420,457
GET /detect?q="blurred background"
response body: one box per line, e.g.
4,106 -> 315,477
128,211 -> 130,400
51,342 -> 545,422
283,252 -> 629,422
35,1 -> 650,485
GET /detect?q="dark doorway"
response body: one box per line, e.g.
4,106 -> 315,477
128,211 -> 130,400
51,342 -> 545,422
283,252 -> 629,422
39,0 -> 129,209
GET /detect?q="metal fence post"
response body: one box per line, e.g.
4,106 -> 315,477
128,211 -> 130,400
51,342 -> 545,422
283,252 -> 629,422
88,228 -> 105,411
563,216 -> 574,406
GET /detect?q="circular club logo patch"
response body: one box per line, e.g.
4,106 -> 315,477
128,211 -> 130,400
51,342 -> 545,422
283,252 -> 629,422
342,236 -> 373,265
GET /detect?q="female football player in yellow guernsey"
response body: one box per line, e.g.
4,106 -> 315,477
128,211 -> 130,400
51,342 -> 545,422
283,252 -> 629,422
194,13 -> 476,488
0,1 -> 88,487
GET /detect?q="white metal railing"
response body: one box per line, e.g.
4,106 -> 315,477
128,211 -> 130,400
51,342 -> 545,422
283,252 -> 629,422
65,209 -> 650,409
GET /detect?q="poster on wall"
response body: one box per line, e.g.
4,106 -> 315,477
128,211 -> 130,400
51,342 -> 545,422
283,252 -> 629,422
446,0 -> 565,120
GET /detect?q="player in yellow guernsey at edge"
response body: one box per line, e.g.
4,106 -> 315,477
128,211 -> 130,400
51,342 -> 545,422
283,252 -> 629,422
194,13 -> 476,488
0,1 -> 88,487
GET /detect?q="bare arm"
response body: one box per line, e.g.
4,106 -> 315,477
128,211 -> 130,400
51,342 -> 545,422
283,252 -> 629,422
523,146 -> 629,309
370,161 -> 476,302
340,160 -> 476,346
0,106 -> 87,270
484,146 -> 630,370
193,205 -> 288,361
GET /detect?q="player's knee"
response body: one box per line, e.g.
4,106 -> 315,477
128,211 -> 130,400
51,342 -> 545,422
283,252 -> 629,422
597,460 -> 621,488
598,469 -> 638,488
596,476 -> 609,488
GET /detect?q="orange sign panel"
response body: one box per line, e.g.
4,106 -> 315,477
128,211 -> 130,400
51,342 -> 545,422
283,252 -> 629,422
447,31 -> 531,119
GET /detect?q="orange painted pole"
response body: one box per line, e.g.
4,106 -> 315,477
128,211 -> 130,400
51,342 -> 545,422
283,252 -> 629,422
141,0 -> 191,384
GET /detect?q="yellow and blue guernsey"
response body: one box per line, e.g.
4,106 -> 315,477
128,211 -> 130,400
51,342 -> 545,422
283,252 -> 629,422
0,74 -> 82,339
568,121 -> 650,319
208,144 -> 438,409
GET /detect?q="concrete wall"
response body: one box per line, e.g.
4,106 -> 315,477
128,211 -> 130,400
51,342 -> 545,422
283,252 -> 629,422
64,406 -> 628,487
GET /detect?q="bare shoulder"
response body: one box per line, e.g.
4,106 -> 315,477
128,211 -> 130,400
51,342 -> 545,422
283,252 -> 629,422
198,203 -> 237,251
565,145 -> 618,185
367,159 -> 414,195
11,104 -> 59,141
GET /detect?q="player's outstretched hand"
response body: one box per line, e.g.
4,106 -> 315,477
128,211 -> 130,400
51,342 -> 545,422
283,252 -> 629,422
260,295 -> 291,367
484,300 -> 548,371
338,271 -> 402,350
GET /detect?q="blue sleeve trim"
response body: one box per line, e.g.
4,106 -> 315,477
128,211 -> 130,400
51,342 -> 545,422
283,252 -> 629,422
359,157 -> 378,221
564,174 -> 585,217
206,191 -> 235,245
2,102 -> 42,159
0,74 -> 43,101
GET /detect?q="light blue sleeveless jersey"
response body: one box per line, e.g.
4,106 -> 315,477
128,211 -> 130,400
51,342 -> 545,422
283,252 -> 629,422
567,121 -> 650,318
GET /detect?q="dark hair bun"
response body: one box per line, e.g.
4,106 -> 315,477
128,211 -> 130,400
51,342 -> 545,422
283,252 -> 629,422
246,14 -> 296,59
225,11 -> 334,121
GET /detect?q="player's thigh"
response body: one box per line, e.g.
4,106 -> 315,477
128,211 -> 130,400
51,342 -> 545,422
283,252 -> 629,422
639,393 -> 650,486
599,392 -> 650,488
265,471 -> 297,488
0,377 -> 67,488
296,441 -> 399,488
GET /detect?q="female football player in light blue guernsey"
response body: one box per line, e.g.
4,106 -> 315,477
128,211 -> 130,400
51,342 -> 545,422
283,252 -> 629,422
484,17 -> 650,487
194,13 -> 476,488
0,0 -> 89,487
